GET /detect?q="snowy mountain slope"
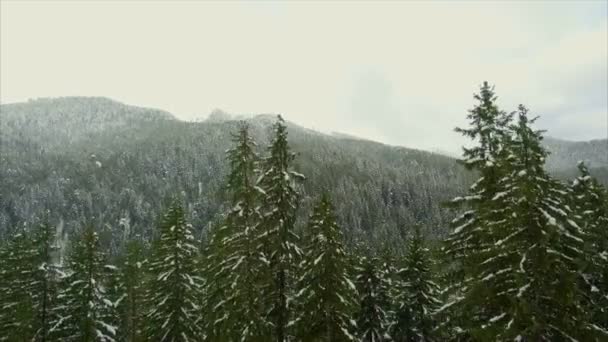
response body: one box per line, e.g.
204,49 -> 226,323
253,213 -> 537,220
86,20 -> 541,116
0,98 -> 473,248
542,136 -> 607,182
1,97 -> 173,150
543,136 -> 607,169
0,97 -> 604,249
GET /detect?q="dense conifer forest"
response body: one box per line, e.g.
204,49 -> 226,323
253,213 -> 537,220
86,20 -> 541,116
0,83 -> 607,341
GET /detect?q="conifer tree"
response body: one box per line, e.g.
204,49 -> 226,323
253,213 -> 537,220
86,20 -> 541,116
51,225 -> 117,341
257,115 -> 305,341
442,83 -> 591,340
490,106 -> 588,340
202,122 -> 270,340
295,194 -> 358,341
222,122 -> 270,340
199,220 -> 232,341
113,239 -> 147,342
0,226 -> 37,341
444,105 -> 590,340
440,82 -> 514,338
31,218 -> 62,341
392,226 -> 440,342
0,218 -> 61,342
378,244 -> 398,331
445,81 -> 514,265
144,201 -> 201,341
104,265 -> 122,341
571,162 -> 608,336
356,255 -> 392,342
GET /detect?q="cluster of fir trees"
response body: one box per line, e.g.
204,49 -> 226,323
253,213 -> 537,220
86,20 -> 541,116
0,116 -> 439,341
197,117 -> 442,341
1,84 -> 607,342
439,82 -> 608,341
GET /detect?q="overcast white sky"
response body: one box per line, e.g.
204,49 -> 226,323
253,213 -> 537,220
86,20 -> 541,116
1,1 -> 606,154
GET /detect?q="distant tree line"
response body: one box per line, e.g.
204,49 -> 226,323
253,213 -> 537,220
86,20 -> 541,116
0,97 -> 475,250
0,84 -> 606,341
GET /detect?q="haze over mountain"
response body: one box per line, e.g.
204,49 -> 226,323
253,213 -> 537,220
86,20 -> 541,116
0,97 -> 470,249
1,97 -> 605,250
543,136 -> 607,169
2,2 -> 606,155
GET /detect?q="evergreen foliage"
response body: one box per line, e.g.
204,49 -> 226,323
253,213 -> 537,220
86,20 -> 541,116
443,102 -> 591,340
571,162 -> 608,336
198,220 -> 232,341
1,84 -> 606,342
295,193 -> 358,341
378,245 -> 398,332
0,218 -> 62,341
144,201 -> 201,341
0,97 -> 479,249
441,82 -> 515,339
113,239 -> 148,341
201,122 -> 270,340
0,226 -> 38,340
51,225 -> 117,341
356,255 -> 392,342
485,107 -> 588,340
392,226 -> 440,341
257,115 -> 305,341
31,218 -> 63,341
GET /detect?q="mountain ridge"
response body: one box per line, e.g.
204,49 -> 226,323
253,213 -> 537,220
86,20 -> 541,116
6,96 -> 604,161
1,97 -> 605,248
1,97 -> 472,248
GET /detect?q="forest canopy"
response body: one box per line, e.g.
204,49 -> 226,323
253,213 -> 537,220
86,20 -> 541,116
0,83 -> 607,341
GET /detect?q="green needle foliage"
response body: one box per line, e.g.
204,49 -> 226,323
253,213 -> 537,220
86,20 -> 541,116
257,115 -> 305,342
201,122 -> 271,340
113,239 -> 148,342
356,254 -> 392,342
295,193 -> 358,341
1,83 -> 606,342
441,82 -> 515,339
0,226 -> 38,340
571,162 -> 608,337
144,201 -> 201,341
392,226 -> 440,342
52,225 -> 116,341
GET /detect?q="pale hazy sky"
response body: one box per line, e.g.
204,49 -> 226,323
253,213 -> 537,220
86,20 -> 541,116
1,1 -> 607,154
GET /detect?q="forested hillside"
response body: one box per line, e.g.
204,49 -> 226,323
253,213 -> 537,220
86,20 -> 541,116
544,136 -> 607,170
2,97 -> 604,250
0,97 -> 474,249
1,83 -> 606,341
544,136 -> 608,184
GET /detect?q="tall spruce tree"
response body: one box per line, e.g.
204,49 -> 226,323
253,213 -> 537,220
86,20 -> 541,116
199,219 -> 231,341
0,219 -> 62,342
0,226 -> 37,340
257,115 -> 305,342
294,194 -> 358,341
113,239 -> 147,342
571,162 -> 608,336
392,226 -> 440,342
440,82 -> 514,338
378,244 -> 398,332
356,255 -> 392,342
444,105 -> 590,340
491,106 -> 588,340
202,122 -> 270,340
144,201 -> 201,341
51,225 -> 117,341
440,84 -> 592,340
31,218 -> 62,341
